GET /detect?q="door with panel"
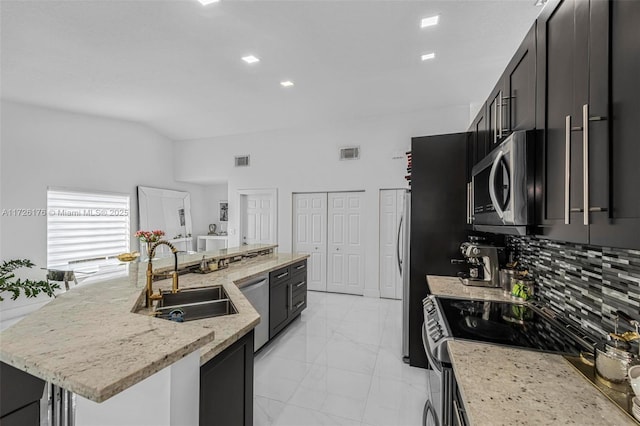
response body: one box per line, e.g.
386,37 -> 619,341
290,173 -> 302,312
535,0 -> 589,243
241,193 -> 275,245
292,193 -> 328,291
588,0 -> 640,249
327,192 -> 365,295
379,189 -> 404,300
506,23 -> 536,133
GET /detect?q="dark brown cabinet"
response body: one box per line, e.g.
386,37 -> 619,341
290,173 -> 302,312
0,362 -> 45,426
535,0 -> 640,249
588,0 -> 640,249
269,260 -> 307,339
200,330 -> 254,426
535,0 -> 590,243
506,24 -> 536,133
467,23 -> 536,170
469,103 -> 488,168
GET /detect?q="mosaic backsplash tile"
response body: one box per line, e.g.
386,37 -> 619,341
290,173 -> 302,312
507,236 -> 640,338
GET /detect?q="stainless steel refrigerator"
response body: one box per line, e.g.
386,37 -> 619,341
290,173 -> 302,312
400,190 -> 411,363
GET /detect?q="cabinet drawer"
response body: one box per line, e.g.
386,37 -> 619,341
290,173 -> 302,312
269,265 -> 290,286
291,291 -> 306,315
291,276 -> 307,296
290,260 -> 307,275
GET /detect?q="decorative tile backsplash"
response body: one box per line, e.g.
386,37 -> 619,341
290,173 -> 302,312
507,236 -> 640,338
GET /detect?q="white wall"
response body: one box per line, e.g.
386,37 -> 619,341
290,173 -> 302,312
202,183 -> 229,234
0,101 -> 209,326
174,105 -> 469,297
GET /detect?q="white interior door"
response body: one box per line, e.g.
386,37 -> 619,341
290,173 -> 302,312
379,190 -> 404,300
327,192 -> 365,295
240,192 -> 276,245
292,193 -> 327,292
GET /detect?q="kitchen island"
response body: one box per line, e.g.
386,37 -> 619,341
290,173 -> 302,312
425,275 -> 635,425
0,244 -> 308,425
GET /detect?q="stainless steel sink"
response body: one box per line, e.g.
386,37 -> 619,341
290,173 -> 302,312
153,286 -> 238,322
160,286 -> 227,306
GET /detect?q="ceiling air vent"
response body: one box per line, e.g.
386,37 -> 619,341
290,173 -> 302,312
339,146 -> 360,161
234,155 -> 250,167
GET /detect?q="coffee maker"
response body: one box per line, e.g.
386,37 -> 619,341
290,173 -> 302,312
454,238 -> 504,287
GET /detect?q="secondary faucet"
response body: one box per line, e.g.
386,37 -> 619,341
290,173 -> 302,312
146,240 -> 179,308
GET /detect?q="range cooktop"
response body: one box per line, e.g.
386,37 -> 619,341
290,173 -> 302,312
423,296 -> 594,365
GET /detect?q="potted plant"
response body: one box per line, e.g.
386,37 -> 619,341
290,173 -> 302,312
135,229 -> 166,258
0,259 -> 60,301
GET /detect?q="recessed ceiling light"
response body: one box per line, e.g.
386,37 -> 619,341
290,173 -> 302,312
198,0 -> 220,5
421,52 -> 436,61
242,55 -> 260,64
280,81 -> 294,88
421,15 -> 439,28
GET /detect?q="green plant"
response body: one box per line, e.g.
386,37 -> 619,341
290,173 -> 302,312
0,259 -> 60,301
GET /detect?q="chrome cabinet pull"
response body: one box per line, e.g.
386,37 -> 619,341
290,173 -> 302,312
276,271 -> 289,279
295,301 -> 305,310
498,91 -> 503,140
565,115 -> 571,225
295,280 -> 305,288
295,264 -> 305,270
493,98 -> 498,145
583,104 -> 590,226
289,284 -> 293,309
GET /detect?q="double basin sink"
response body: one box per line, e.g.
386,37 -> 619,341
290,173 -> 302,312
149,285 -> 238,323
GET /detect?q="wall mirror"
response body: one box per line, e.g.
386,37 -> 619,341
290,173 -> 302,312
137,186 -> 193,257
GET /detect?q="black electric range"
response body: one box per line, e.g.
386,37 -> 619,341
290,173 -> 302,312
423,296 -> 594,366
421,296 -> 638,426
422,296 -> 601,426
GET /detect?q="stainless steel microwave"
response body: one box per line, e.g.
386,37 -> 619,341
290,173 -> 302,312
471,130 -> 535,235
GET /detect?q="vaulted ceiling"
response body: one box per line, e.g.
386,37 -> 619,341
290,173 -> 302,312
1,0 -> 541,140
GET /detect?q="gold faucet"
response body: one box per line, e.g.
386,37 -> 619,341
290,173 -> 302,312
146,240 -> 179,308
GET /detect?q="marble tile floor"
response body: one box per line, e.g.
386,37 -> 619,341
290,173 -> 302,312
254,291 -> 430,426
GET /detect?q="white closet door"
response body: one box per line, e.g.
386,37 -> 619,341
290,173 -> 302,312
327,192 -> 364,295
242,194 -> 275,245
379,189 -> 403,300
292,193 -> 327,292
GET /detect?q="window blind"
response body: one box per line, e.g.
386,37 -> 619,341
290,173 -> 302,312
47,188 -> 130,269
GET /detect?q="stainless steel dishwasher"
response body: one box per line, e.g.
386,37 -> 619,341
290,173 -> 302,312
238,274 -> 269,352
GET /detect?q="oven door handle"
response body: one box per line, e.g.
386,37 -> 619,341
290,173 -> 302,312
422,322 -> 443,373
488,150 -> 505,220
423,399 -> 440,426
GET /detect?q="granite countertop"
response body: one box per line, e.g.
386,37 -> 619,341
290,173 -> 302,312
448,340 -> 635,426
427,275 -> 513,302
0,244 -> 307,403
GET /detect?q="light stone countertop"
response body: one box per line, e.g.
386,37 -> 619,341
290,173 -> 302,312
427,275 -> 513,302
0,244 -> 307,403
448,340 -> 635,425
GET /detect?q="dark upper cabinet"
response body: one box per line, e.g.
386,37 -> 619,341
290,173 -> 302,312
468,23 -> 536,170
488,81 -> 507,150
535,0 -> 590,243
588,0 -> 640,249
490,23 -> 537,149
469,103 -> 488,166
535,0 -> 640,249
506,23 -> 536,133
